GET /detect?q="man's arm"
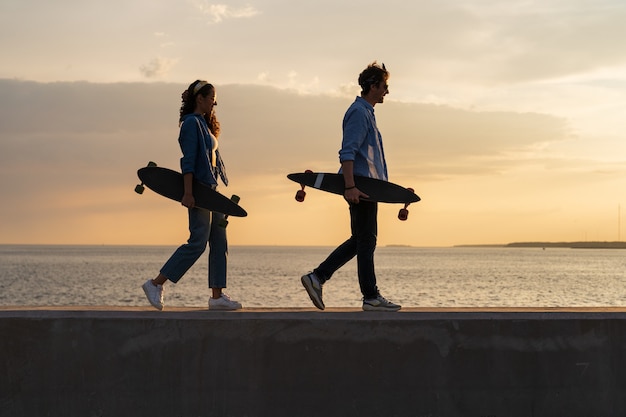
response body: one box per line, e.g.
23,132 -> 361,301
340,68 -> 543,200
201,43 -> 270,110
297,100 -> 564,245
341,160 -> 369,204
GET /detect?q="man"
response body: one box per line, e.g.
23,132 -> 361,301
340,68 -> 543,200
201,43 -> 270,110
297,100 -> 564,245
301,62 -> 401,312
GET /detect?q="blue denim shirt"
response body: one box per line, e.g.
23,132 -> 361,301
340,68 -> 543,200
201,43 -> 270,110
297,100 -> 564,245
178,113 -> 219,187
338,96 -> 388,181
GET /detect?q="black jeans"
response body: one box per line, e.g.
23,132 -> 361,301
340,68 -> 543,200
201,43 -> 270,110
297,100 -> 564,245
314,200 -> 379,299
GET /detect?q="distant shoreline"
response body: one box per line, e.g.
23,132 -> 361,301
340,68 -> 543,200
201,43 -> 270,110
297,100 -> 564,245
455,241 -> 626,249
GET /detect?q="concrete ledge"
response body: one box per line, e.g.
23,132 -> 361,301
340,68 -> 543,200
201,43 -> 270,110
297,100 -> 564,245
2,307 -> 626,417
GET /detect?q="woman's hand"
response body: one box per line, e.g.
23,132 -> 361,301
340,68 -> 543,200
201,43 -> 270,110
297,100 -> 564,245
181,192 -> 195,208
181,173 -> 195,208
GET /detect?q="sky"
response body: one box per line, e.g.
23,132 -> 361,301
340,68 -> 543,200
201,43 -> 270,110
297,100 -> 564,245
1,0 -> 626,247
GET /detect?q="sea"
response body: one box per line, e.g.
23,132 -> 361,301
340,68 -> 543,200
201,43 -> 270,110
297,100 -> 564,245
0,244 -> 625,308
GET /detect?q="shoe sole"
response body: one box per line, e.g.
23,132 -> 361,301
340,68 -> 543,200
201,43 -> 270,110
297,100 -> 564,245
142,283 -> 164,311
209,305 -> 242,311
362,304 -> 401,312
301,274 -> 325,310
209,302 -> 243,311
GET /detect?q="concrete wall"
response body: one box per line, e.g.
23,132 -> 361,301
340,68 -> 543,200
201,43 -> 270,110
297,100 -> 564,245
1,308 -> 626,417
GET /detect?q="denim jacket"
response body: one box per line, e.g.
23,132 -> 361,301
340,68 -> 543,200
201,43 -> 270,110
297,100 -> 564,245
178,113 -> 228,187
338,96 -> 388,181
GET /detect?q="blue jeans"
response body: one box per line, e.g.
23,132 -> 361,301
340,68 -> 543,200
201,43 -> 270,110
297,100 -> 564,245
160,207 -> 228,288
314,200 -> 379,299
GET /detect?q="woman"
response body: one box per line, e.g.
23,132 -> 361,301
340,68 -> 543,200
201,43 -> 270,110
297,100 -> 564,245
142,80 -> 242,310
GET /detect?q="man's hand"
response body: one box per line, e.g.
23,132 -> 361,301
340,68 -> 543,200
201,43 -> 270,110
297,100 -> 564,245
341,160 -> 368,203
344,187 -> 369,204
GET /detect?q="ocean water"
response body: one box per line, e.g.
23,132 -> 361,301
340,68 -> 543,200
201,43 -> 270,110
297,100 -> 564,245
0,245 -> 625,308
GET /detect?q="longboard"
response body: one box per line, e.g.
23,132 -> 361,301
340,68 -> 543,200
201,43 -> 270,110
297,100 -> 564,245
287,171 -> 420,220
135,162 -> 247,219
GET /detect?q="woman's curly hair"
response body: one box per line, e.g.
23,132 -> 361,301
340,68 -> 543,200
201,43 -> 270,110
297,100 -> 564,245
179,80 -> 221,138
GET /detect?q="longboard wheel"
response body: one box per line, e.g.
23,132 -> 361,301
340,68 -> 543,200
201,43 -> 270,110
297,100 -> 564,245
397,187 -> 414,220
219,194 -> 241,228
295,189 -> 306,202
136,162 -> 155,195
294,170 -> 313,202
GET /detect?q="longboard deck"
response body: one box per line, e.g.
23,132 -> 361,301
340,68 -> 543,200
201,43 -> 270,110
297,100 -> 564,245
137,166 -> 247,217
287,172 -> 420,204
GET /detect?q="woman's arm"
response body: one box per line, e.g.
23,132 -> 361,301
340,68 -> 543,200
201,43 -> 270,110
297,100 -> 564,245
181,173 -> 195,208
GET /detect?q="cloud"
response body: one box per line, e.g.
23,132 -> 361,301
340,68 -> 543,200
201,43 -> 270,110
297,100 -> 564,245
139,57 -> 179,79
0,79 -> 572,179
195,2 -> 260,23
0,79 -> 607,246
450,0 -> 626,83
257,72 -> 270,83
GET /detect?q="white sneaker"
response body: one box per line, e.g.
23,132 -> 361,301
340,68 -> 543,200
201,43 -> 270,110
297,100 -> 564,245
209,293 -> 242,310
142,279 -> 164,310
301,272 -> 324,310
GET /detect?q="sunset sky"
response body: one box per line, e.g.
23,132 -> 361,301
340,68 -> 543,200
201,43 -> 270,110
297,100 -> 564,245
1,0 -> 626,247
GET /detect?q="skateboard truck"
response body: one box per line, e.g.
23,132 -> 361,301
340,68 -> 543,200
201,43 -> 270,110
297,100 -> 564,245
134,161 -> 158,194
219,195 -> 241,228
397,188 -> 414,221
295,169 -> 313,202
